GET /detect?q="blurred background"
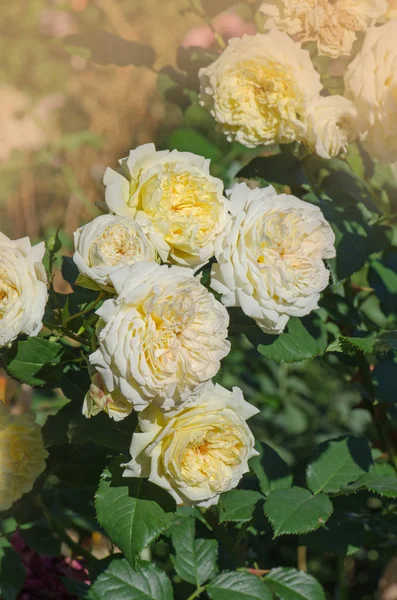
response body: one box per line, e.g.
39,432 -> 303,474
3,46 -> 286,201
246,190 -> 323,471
0,0 -> 254,243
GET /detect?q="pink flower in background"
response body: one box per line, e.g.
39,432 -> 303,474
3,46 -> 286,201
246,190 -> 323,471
11,531 -> 89,599
182,11 -> 256,49
39,9 -> 76,38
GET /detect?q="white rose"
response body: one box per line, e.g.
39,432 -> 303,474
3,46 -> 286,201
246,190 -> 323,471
258,0 -> 388,58
344,20 -> 397,164
89,262 -> 230,412
305,95 -> 358,159
73,214 -> 157,291
211,183 -> 335,334
0,233 -> 47,347
83,373 -> 133,421
199,31 -> 322,148
103,143 -> 227,269
123,381 -> 259,507
0,402 -> 48,511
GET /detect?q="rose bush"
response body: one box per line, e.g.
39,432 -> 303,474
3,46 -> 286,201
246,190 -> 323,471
1,6 -> 397,600
258,0 -> 388,57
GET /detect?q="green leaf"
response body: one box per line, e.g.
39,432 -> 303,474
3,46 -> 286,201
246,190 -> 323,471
355,474 -> 397,498
218,490 -> 264,523
256,316 -> 327,364
184,103 -> 215,131
47,442 -> 109,487
264,487 -> 333,537
167,127 -> 223,162
306,436 -> 373,495
300,157 -> 392,283
171,517 -> 217,587
68,411 -> 137,454
0,539 -> 25,600
157,67 -> 192,110
62,255 -> 79,285
61,31 -> 156,67
250,442 -> 293,495
207,571 -> 272,600
265,567 -> 325,600
344,462 -> 397,497
373,358 -> 397,404
301,497 -> 364,556
238,153 -> 307,187
95,466 -> 175,565
90,559 -> 173,600
61,578 -> 90,598
327,330 -> 397,355
2,337 -> 65,386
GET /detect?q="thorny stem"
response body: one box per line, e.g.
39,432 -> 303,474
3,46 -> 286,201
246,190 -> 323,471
43,321 -> 91,347
63,291 -> 106,325
297,545 -> 308,572
343,279 -> 397,474
337,555 -> 351,600
357,353 -> 397,474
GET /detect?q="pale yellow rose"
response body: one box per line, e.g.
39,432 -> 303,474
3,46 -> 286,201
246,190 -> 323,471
83,373 -> 132,421
258,0 -> 388,57
305,95 -> 358,159
103,144 -> 227,269
123,381 -> 259,507
199,31 -> 322,148
211,183 -> 335,334
0,233 -> 47,347
0,403 -> 48,511
89,262 -> 230,412
73,214 -> 157,291
344,20 -> 397,163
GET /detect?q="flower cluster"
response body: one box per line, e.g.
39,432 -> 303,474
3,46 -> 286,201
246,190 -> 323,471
258,0 -> 387,58
5,5 -> 374,508
65,136 -> 334,505
199,6 -> 397,164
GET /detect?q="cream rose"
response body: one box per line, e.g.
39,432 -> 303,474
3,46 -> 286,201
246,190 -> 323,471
344,20 -> 397,163
305,95 -> 358,159
211,183 -> 335,334
0,233 -> 47,347
198,31 -> 322,148
103,143 -> 227,269
258,0 -> 388,58
83,373 -> 132,421
89,262 -> 230,412
73,214 -> 157,291
0,402 -> 48,511
123,381 -> 259,507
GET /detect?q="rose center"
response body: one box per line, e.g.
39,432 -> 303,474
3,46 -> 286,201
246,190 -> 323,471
179,424 -> 244,489
0,277 -> 19,319
139,165 -> 221,248
92,226 -> 141,266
